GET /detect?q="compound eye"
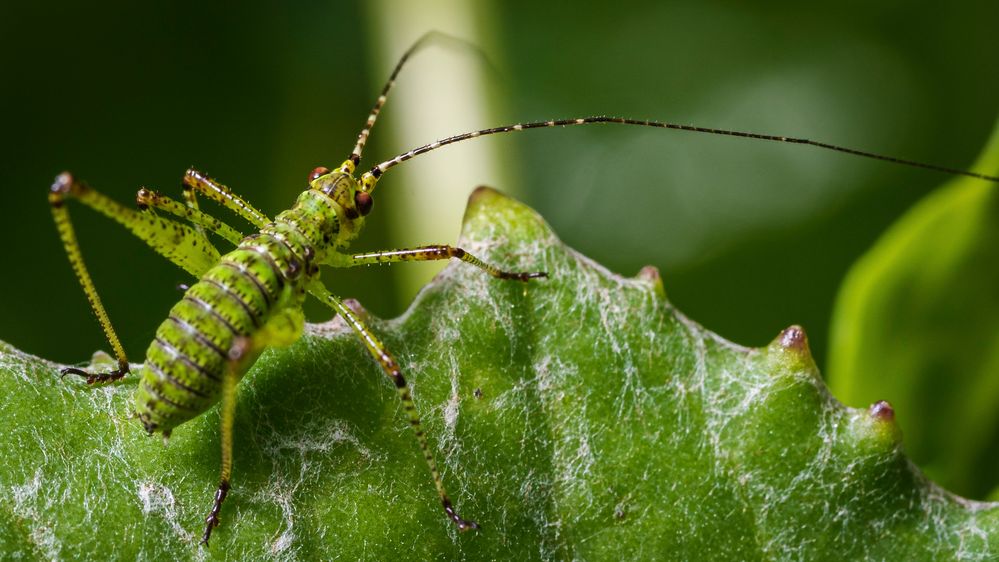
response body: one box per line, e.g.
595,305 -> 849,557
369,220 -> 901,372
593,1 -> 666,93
308,166 -> 331,184
354,191 -> 373,216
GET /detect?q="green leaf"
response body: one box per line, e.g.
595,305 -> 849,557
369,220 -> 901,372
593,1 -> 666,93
828,124 -> 999,500
2,188 -> 997,560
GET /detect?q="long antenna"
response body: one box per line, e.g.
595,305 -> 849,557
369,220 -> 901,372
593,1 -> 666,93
359,116 -> 999,191
349,31 -> 492,167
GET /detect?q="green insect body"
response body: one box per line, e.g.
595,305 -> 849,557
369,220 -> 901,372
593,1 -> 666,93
49,32 -> 999,547
135,176 -> 356,435
50,123 -> 536,543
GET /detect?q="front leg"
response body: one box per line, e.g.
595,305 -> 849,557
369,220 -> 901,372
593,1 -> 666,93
327,244 -> 548,281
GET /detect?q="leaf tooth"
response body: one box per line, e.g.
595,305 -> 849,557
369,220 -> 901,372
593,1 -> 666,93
778,325 -> 809,352
869,400 -> 895,423
765,325 -> 819,380
862,399 -> 904,446
635,265 -> 666,298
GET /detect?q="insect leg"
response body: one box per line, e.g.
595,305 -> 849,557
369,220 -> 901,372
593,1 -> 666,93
328,245 -> 547,281
308,282 -> 479,531
179,174 -> 207,238
200,306 -> 303,546
49,172 -> 222,383
201,336 -> 253,545
182,168 -> 272,229
135,187 -> 244,246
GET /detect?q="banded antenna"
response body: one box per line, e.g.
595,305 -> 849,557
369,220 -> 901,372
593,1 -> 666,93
349,31 -> 493,167
359,116 -> 999,192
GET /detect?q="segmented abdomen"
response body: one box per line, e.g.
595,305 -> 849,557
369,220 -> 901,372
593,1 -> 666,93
134,238 -> 296,433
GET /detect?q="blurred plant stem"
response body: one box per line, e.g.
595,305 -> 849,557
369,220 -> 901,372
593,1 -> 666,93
365,0 -> 518,304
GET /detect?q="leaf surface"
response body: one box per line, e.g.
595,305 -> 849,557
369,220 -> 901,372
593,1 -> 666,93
1,187 -> 997,560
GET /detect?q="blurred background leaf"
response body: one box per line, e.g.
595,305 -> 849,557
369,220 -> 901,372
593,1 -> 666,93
828,124 -> 999,500
1,0 -> 997,497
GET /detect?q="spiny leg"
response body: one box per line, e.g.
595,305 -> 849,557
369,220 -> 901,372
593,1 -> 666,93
49,173 -> 222,383
143,165 -> 277,245
180,173 -> 207,238
201,307 -> 302,546
136,187 -> 244,246
202,336 -> 252,545
182,168 -> 272,229
50,175 -> 128,383
327,245 -> 547,282
308,282 -> 478,531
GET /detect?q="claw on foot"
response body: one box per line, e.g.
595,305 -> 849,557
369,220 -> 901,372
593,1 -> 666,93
60,367 -> 127,385
201,514 -> 219,546
499,270 -> 549,282
443,498 -> 480,532
201,481 -> 230,547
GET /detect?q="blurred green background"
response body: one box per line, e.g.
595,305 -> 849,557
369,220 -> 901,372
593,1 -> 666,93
1,0 -> 997,489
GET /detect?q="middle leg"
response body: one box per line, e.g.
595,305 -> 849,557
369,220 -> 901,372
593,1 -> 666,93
135,187 -> 245,246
